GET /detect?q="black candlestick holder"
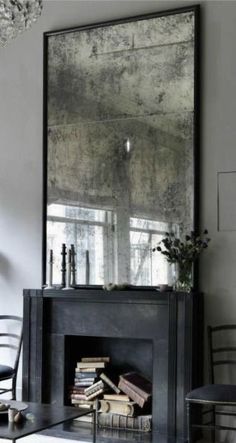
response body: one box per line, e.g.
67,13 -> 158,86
61,243 -> 67,287
71,244 -> 77,286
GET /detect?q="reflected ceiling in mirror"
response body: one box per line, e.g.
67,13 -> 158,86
44,6 -> 199,287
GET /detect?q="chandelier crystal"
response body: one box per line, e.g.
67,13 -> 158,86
0,0 -> 43,47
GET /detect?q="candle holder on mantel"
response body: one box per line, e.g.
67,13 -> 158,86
85,249 -> 90,285
61,243 -> 67,287
71,244 -> 77,286
62,247 -> 75,290
45,249 -> 54,289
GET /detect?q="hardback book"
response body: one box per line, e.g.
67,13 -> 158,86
77,361 -> 106,369
71,399 -> 95,409
118,372 -> 152,401
86,388 -> 104,400
118,380 -> 148,408
74,376 -> 96,381
70,391 -> 86,397
72,402 -> 93,409
98,399 -> 140,417
98,413 -> 152,432
70,393 -> 87,400
71,394 -> 88,401
103,394 -> 130,402
100,372 -> 121,394
81,357 -> 110,363
84,380 -> 104,395
78,367 -> 99,373
74,413 -> 94,423
73,403 -> 92,409
71,390 -> 103,402
69,386 -> 86,394
75,371 -> 98,379
74,379 -> 95,387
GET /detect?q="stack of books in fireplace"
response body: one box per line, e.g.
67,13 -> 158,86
70,357 -> 152,432
69,357 -> 109,422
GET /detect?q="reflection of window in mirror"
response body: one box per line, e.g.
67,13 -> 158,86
130,217 -> 178,286
47,203 -> 179,287
47,204 -> 116,285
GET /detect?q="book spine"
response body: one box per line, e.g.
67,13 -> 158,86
73,404 -> 92,409
103,394 -> 130,402
98,413 -> 152,432
77,367 -> 98,373
69,389 -> 86,394
75,372 -> 97,379
77,362 -> 105,369
119,375 -> 151,400
71,395 -> 88,401
98,400 -> 136,417
84,381 -> 104,395
81,357 -> 110,363
71,402 -> 92,409
74,414 -> 93,423
100,373 -> 120,394
118,380 -> 146,408
70,399 -> 94,406
86,388 -> 104,400
74,380 -> 94,386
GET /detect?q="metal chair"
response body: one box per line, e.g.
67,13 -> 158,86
0,315 -> 23,400
186,325 -> 236,442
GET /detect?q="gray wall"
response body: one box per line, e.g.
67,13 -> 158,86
0,0 -> 236,393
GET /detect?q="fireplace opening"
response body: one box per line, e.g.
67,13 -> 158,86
64,335 -> 153,432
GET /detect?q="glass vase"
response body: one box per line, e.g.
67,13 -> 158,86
174,261 -> 193,292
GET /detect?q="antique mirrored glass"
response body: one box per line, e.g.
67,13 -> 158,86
44,7 -> 199,287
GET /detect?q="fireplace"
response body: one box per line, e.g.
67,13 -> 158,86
23,289 -> 203,441
64,336 -> 153,405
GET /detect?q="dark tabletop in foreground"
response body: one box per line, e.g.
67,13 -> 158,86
0,401 -> 92,440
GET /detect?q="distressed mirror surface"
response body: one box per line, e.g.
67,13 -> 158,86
44,7 -> 199,287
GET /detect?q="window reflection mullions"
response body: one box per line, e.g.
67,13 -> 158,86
47,203 -> 178,287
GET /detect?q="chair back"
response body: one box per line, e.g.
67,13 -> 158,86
0,316 -> 22,373
208,324 -> 236,384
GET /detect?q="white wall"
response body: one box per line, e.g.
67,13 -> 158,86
0,0 -> 236,393
200,1 -> 236,327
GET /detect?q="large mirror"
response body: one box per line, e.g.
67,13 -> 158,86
43,6 -> 199,287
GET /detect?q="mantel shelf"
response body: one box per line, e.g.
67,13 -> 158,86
23,288 -> 199,304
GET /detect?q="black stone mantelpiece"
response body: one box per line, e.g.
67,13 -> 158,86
22,289 -> 203,441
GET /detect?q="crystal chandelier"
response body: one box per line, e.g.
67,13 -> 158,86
0,0 -> 43,47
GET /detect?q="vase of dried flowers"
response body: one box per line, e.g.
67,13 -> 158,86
174,261 -> 193,292
153,230 -> 210,292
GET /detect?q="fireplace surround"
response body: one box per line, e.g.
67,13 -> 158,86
22,289 -> 203,441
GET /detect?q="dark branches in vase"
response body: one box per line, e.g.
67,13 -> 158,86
153,230 -> 211,292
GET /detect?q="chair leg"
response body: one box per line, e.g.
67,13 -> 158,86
12,376 -> 16,400
186,402 -> 193,443
211,405 -> 215,443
